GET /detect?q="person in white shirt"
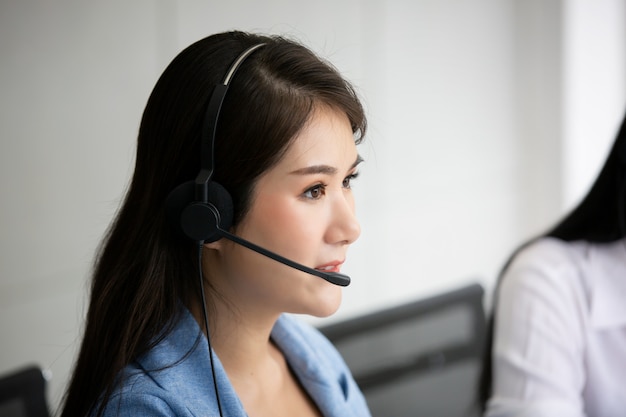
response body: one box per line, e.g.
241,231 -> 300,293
479,112 -> 626,417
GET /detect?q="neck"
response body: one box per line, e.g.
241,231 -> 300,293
189,290 -> 281,377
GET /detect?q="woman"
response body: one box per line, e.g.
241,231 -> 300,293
479,112 -> 626,417
60,31 -> 371,417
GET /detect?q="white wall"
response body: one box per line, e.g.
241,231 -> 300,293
562,0 -> 626,208
1,0 -> 624,412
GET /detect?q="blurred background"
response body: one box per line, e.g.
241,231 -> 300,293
1,0 -> 625,412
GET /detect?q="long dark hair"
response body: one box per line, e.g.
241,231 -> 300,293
59,30 -> 367,417
478,112 -> 626,410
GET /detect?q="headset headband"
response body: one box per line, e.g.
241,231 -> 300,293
196,43 -> 266,202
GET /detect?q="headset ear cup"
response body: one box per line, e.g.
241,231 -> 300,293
165,181 -> 234,242
165,181 -> 195,238
206,181 -> 234,233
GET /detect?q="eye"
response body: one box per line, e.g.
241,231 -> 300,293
343,172 -> 359,189
302,183 -> 326,200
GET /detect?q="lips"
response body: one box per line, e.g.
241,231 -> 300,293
314,261 -> 343,273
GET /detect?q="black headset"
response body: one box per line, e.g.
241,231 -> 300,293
165,43 -> 266,243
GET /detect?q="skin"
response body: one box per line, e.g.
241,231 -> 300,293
196,104 -> 362,417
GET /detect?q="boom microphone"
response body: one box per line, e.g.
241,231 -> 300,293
166,180 -> 351,287
216,227 -> 351,287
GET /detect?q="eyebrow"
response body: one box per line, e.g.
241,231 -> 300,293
289,155 -> 363,175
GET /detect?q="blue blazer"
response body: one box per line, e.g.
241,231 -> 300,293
99,306 -> 371,416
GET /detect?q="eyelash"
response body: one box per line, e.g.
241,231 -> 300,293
302,172 -> 360,200
343,172 -> 359,189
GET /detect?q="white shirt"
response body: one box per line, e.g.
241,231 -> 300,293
486,237 -> 626,417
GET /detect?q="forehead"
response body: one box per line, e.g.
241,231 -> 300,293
276,105 -> 357,170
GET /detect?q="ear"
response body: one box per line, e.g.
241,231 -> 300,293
203,238 -> 223,251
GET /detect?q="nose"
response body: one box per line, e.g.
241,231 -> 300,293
326,192 -> 361,245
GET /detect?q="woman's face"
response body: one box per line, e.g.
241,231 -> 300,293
209,104 -> 361,318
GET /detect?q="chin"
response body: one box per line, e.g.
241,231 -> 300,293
311,306 -> 340,318
309,287 -> 342,318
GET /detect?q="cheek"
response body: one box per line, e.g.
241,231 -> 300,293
241,196 -> 314,248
